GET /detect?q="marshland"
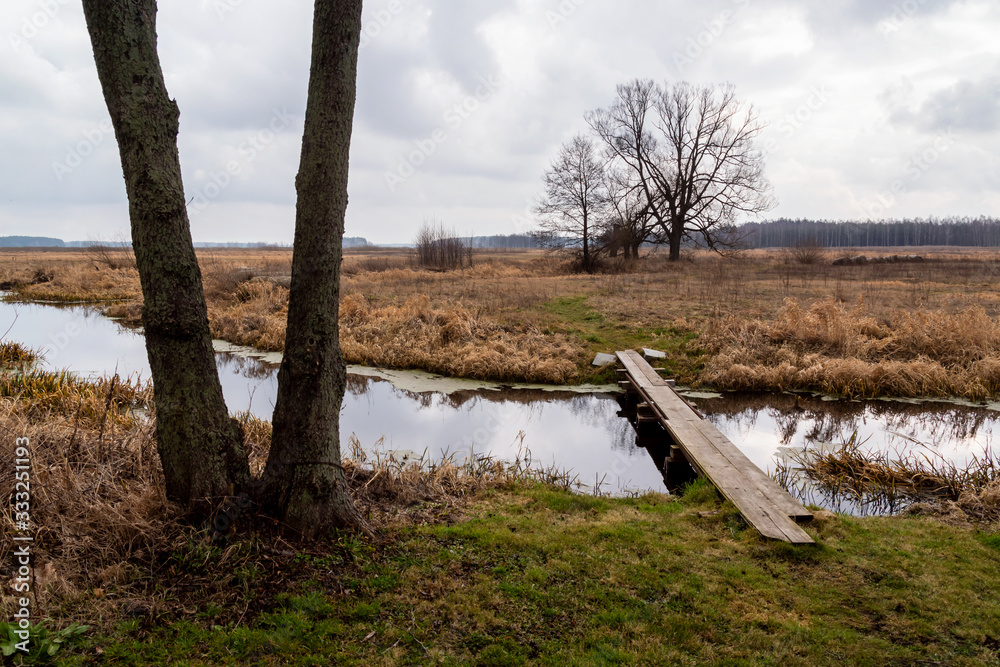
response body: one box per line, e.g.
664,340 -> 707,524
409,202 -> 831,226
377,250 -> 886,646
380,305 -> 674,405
5,244 -> 1000,394
2,245 -> 1000,664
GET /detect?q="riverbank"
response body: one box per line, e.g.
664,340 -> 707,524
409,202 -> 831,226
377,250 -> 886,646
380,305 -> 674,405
0,368 -> 998,665
3,246 -> 1000,397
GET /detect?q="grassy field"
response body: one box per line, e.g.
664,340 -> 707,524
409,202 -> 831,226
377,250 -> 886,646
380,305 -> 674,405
3,245 -> 1000,396
1,366 -> 999,666
49,487 -> 1000,666
1,328 -> 999,664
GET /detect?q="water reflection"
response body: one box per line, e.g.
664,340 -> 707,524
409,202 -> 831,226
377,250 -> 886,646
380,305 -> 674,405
692,392 -> 995,472
690,392 -> 998,516
2,300 -> 997,511
0,301 -> 661,495
339,381 -> 656,495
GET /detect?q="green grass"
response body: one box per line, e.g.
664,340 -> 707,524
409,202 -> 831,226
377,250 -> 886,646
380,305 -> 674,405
53,483 -> 1000,666
540,296 -> 706,384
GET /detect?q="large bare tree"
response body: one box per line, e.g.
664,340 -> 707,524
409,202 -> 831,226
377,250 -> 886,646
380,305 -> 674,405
587,80 -> 775,261
534,134 -> 608,273
82,0 -> 250,506
83,0 -> 367,535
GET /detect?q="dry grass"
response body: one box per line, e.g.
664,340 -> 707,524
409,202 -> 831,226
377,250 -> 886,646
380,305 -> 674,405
778,433 -> 1000,522
6,246 -> 1000,395
338,294 -> 582,383
0,372 -> 161,623
0,369 -> 579,627
207,279 -> 290,352
1,249 -> 140,302
0,341 -> 38,367
702,298 -> 1000,398
239,412 -> 579,522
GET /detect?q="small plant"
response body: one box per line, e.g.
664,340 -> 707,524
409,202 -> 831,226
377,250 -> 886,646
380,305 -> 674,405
1,622 -> 90,664
790,238 -> 824,265
86,231 -> 136,270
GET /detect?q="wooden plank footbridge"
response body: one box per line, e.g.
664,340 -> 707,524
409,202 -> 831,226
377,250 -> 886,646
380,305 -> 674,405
616,350 -> 814,544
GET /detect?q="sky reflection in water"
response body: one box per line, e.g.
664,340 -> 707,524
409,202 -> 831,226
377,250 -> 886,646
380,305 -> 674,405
3,301 -> 997,507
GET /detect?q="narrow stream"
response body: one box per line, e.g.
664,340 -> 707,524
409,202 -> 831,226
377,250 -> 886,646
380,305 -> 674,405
3,301 -> 997,511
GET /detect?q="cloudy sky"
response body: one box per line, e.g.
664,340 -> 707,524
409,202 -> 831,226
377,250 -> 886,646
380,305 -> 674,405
2,0 -> 999,244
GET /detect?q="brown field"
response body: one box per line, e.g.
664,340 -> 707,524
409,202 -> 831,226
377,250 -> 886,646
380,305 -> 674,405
3,245 -> 1000,397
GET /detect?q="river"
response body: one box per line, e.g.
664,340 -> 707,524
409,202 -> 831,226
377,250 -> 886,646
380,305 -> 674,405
2,300 -> 996,512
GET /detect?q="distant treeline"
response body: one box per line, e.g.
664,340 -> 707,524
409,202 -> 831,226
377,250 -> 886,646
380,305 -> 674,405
469,234 -> 543,249
1,236 -> 64,247
743,217 -> 1000,248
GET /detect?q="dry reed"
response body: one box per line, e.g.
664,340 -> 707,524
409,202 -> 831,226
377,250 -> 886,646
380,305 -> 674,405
7,262 -> 140,303
703,298 -> 1000,399
777,433 -> 1000,522
8,246 -> 1000,394
0,369 -> 580,628
338,294 -> 583,383
0,341 -> 37,367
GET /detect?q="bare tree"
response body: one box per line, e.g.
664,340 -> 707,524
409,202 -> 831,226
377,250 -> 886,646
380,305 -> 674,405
534,135 -> 608,272
602,166 -> 659,260
587,80 -> 775,261
84,0 -> 367,535
413,218 -> 468,270
86,231 -> 137,270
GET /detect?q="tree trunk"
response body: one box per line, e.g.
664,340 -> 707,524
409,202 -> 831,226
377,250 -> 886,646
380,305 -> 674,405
258,0 -> 368,537
668,222 -> 683,262
82,0 -> 250,506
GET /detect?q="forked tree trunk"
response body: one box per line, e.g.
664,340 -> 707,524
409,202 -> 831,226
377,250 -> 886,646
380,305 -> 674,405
258,0 -> 368,536
81,0 -> 250,506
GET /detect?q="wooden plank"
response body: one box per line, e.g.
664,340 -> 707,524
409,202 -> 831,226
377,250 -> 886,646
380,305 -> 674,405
620,351 -> 810,519
619,350 -> 667,387
640,384 -> 814,533
650,411 -> 814,543
616,351 -> 814,544
641,385 -> 811,521
695,419 -> 813,521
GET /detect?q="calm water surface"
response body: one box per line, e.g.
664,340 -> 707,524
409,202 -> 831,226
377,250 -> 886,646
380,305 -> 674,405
2,301 -> 996,510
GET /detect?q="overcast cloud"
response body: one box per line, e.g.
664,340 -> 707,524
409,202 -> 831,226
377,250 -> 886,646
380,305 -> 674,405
2,0 -> 999,244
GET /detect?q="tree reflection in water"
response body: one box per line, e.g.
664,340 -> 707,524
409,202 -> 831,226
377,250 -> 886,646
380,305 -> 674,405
693,392 -> 997,516
177,348 -> 1000,515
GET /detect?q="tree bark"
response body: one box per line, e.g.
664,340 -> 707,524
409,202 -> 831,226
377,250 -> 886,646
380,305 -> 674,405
258,0 -> 368,537
668,224 -> 683,262
82,0 -> 250,506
